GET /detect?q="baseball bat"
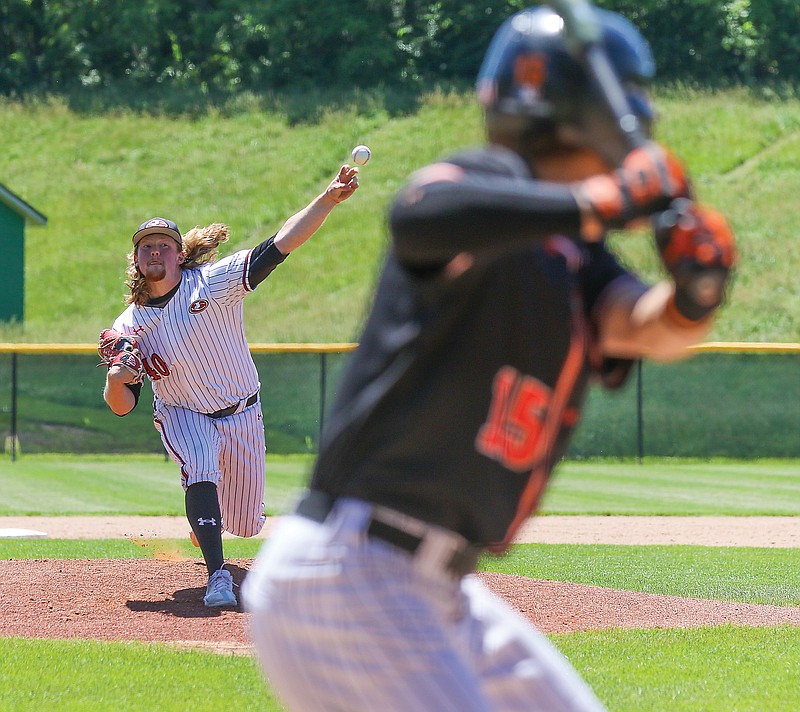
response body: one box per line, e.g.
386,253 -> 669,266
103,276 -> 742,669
546,0 -> 647,150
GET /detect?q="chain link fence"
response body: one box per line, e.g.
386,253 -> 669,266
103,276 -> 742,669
1,344 -> 797,459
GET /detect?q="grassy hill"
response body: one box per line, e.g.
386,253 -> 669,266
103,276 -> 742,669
1,87 -> 798,344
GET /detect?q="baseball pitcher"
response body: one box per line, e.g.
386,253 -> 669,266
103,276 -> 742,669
100,165 -> 359,607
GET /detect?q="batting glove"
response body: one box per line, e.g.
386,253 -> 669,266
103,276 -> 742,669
653,198 -> 738,322
573,142 -> 691,239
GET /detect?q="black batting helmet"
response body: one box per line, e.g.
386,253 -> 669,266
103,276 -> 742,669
476,5 -> 655,165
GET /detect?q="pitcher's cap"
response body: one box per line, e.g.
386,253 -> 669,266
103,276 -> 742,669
132,217 -> 182,246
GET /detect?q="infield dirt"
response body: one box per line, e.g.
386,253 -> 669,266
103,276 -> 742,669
4,514 -> 800,546
1,515 -> 799,652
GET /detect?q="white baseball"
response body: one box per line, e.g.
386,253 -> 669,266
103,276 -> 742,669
351,145 -> 371,166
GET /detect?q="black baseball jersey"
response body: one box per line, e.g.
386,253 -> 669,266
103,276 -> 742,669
310,146 -> 646,549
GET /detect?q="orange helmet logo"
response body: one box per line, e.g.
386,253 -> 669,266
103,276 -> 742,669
514,52 -> 547,89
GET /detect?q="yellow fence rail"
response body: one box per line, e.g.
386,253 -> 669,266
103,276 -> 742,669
0,343 -> 360,354
0,341 -> 797,354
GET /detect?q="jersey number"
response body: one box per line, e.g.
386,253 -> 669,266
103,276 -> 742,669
142,353 -> 170,381
476,366 -> 552,472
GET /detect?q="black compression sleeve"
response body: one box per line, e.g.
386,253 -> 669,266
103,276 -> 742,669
186,481 -> 224,575
248,234 -> 288,288
389,147 -> 584,268
117,381 -> 142,415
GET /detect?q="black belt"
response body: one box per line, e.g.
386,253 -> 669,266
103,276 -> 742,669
295,490 -> 480,579
207,391 -> 259,419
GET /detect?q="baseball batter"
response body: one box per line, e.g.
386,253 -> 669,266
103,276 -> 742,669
100,165 -> 359,607
243,7 -> 736,711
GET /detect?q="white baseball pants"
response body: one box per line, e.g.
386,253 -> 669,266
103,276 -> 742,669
243,497 -> 606,711
154,400 -> 266,538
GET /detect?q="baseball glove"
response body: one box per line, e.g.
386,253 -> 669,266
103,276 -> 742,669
97,328 -> 144,384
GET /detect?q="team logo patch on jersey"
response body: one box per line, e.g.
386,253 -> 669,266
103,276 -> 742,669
189,299 -> 209,314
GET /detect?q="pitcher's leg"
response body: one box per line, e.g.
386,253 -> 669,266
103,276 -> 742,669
216,405 -> 266,537
154,405 -> 231,604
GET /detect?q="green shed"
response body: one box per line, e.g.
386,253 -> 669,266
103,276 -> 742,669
0,183 -> 48,322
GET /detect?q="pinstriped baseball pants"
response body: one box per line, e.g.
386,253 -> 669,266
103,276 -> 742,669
243,498 -> 606,712
153,400 -> 266,538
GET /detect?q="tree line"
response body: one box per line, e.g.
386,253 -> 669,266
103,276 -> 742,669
2,0 -> 798,97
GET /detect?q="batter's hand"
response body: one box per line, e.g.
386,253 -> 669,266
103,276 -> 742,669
653,199 -> 737,321
573,142 -> 691,239
325,165 -> 360,204
98,328 -> 145,384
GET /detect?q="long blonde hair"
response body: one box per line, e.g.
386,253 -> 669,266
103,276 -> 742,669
125,223 -> 230,306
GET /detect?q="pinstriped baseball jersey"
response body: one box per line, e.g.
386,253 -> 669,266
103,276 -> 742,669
112,249 -> 258,414
111,246 -> 270,537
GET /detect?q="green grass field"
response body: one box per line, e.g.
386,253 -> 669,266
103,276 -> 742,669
0,453 -> 311,516
2,455 -> 800,710
2,627 -> 799,712
2,454 -> 799,516
2,83 -> 799,711
1,87 -> 799,344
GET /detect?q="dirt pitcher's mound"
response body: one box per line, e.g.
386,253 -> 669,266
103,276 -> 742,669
483,573 -> 800,633
1,558 -> 253,650
3,559 -> 800,651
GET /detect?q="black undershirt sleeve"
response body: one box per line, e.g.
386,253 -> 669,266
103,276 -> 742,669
120,381 -> 142,414
389,147 -> 584,268
248,234 -> 288,288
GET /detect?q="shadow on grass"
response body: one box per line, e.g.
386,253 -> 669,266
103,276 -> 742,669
22,83 -> 438,124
